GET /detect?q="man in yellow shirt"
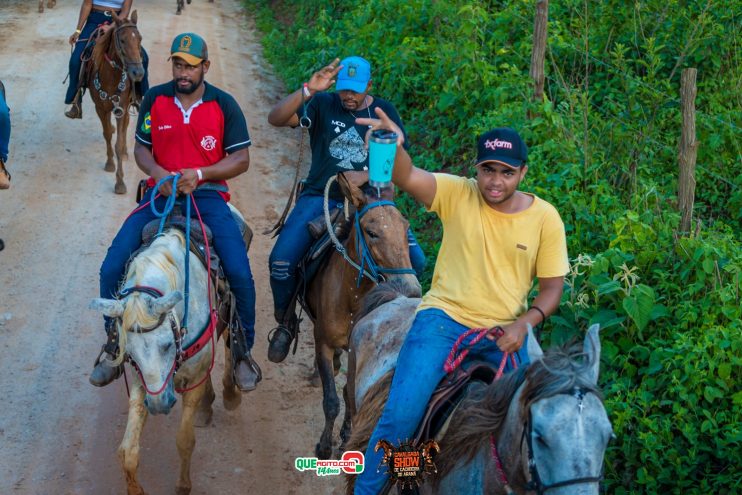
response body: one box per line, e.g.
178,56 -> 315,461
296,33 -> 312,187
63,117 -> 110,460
353,109 -> 569,494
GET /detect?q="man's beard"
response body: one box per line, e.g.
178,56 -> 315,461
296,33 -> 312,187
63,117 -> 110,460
175,73 -> 204,95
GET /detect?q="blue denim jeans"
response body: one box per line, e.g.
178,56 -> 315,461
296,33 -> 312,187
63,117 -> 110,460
66,11 -> 150,104
99,190 -> 256,348
268,194 -> 426,320
0,89 -> 9,163
354,308 -> 529,495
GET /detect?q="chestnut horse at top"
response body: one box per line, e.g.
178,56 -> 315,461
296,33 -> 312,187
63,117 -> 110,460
38,0 -> 57,13
83,11 -> 144,194
176,0 -> 214,15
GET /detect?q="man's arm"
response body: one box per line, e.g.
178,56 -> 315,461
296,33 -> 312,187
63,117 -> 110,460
267,58 -> 341,128
176,148 -> 250,195
356,107 -> 437,208
494,276 -> 564,353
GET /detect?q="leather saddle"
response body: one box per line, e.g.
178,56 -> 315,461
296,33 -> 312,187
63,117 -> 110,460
413,361 -> 500,445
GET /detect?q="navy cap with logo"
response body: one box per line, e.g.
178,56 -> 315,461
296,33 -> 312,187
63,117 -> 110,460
475,128 -> 528,169
170,33 -> 209,66
335,56 -> 371,93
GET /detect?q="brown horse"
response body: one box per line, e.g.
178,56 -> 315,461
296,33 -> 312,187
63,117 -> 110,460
300,172 -> 421,460
85,11 -> 144,194
38,0 -> 56,13
176,0 -> 214,15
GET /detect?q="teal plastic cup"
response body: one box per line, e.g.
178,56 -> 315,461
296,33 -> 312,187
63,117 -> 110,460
368,130 -> 398,188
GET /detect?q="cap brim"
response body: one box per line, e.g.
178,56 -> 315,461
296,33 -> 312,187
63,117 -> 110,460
335,79 -> 369,93
475,156 -> 524,169
169,52 -> 204,65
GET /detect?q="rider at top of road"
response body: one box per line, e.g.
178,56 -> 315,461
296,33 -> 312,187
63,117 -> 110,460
351,108 -> 570,494
264,56 -> 427,363
64,0 -> 150,119
90,32 -> 261,393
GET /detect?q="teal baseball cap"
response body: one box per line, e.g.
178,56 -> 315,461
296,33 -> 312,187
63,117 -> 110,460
170,33 -> 208,65
336,56 -> 371,93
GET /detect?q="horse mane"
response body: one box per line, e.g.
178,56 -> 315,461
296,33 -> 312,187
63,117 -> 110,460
434,340 -> 604,481
353,279 -> 411,323
121,230 -> 185,332
91,24 -> 115,68
343,370 -> 394,494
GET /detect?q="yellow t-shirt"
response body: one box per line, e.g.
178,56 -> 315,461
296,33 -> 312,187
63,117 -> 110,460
418,174 -> 569,328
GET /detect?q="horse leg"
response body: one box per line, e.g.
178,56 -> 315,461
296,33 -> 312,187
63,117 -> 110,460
176,0 -> 183,15
310,348 -> 342,387
113,113 -> 128,194
194,376 -> 215,427
175,385 -> 206,495
221,339 -> 241,410
38,0 -> 44,13
95,105 -> 116,173
315,342 -> 340,459
117,382 -> 149,495
48,0 -> 56,8
338,382 -> 352,453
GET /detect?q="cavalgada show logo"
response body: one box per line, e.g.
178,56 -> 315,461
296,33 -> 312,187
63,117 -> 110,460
294,451 -> 364,476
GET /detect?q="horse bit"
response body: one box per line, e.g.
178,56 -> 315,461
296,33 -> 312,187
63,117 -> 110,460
522,387 -> 605,494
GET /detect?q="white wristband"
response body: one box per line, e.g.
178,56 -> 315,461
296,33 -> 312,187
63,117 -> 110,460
302,83 -> 312,99
196,168 -> 203,181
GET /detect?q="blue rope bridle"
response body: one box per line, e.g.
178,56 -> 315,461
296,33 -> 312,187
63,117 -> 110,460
149,174 -> 192,331
353,200 -> 417,286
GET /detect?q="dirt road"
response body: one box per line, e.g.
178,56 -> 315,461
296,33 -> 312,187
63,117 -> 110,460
0,1 -> 347,493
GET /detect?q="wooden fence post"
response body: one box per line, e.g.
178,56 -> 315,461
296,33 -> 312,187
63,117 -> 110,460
678,68 -> 698,234
530,0 -> 549,106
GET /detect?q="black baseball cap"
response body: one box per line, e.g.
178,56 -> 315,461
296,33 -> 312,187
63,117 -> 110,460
475,128 -> 528,169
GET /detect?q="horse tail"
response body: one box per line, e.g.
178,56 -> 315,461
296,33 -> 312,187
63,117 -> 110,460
353,279 -> 411,324
343,369 -> 394,495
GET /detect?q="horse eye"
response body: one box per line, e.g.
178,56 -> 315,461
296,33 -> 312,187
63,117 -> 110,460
534,433 -> 547,446
161,342 -> 173,352
366,230 -> 379,239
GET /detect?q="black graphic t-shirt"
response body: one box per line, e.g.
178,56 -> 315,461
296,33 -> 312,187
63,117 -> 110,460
298,92 -> 408,198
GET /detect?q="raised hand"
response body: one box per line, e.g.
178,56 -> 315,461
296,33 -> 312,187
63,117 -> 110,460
355,107 -> 406,147
307,58 -> 342,94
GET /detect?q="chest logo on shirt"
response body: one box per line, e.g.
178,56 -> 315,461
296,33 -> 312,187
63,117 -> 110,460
329,127 -> 368,170
201,135 -> 217,151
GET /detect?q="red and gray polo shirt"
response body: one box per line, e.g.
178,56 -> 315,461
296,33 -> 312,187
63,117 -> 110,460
135,81 -> 251,201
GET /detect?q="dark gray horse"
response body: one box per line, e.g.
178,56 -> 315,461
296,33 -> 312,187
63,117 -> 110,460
176,0 -> 214,15
345,283 -> 613,494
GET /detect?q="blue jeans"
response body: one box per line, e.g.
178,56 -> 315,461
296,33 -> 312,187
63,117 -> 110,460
66,11 -> 150,104
268,194 -> 426,320
99,190 -> 256,348
354,308 -> 528,495
0,88 -> 9,163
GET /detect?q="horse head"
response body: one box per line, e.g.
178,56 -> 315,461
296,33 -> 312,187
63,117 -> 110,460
337,171 -> 421,297
89,231 -> 201,415
517,324 -> 613,495
110,10 -> 145,83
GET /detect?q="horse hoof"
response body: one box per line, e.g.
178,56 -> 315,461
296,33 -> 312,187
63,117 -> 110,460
104,162 -> 115,172
175,486 -> 191,495
194,407 -> 213,427
114,183 -> 127,195
222,388 -> 241,411
315,442 -> 332,460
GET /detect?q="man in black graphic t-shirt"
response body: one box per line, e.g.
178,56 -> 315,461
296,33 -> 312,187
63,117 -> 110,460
265,56 -> 426,362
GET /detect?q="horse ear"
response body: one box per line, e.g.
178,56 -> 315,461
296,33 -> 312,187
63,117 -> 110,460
130,10 -> 137,23
149,291 -> 183,316
90,298 -> 124,318
337,171 -> 369,209
583,324 -> 601,385
526,323 -> 544,362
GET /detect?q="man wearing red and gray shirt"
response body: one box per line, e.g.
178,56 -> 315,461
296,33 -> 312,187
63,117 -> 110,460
91,33 -> 260,392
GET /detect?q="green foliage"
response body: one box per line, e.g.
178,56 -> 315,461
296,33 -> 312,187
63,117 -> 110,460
245,0 -> 741,491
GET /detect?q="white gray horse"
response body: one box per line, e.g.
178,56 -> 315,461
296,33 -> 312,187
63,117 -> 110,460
345,282 -> 613,495
91,229 -> 242,495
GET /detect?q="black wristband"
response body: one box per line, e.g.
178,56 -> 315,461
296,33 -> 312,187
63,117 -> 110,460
528,305 -> 546,325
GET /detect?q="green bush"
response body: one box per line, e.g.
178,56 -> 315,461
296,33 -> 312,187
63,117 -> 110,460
245,0 -> 742,491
